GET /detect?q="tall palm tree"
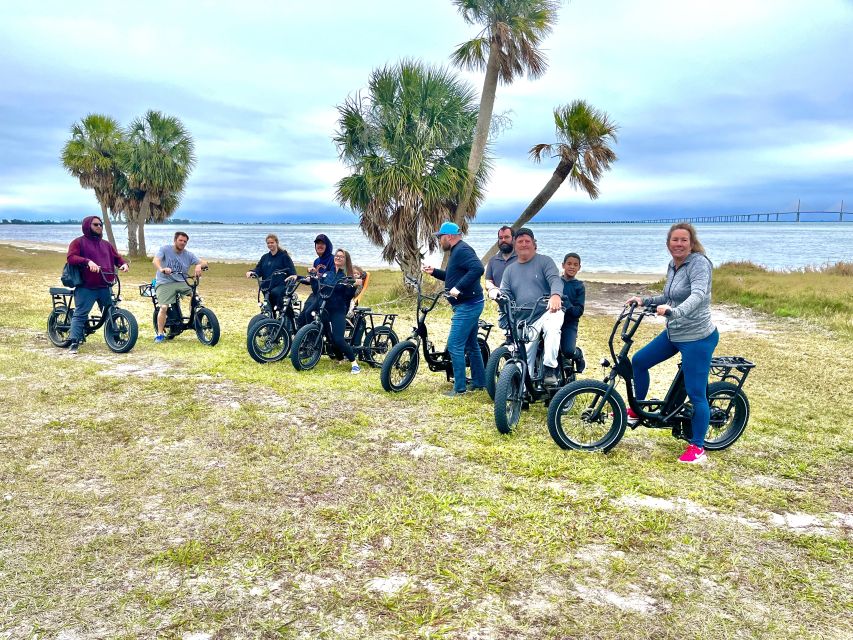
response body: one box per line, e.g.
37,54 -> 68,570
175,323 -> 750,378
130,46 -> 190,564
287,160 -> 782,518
450,0 -> 561,229
60,114 -> 125,248
481,100 -> 618,263
120,110 -> 195,257
334,61 -> 491,281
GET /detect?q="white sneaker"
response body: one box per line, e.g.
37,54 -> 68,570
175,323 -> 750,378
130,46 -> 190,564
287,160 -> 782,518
351,363 -> 361,374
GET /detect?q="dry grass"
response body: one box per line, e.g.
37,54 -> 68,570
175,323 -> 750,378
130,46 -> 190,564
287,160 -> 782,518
0,244 -> 850,639
713,261 -> 853,337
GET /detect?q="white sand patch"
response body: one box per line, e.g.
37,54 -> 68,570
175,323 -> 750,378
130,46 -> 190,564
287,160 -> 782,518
297,572 -> 339,592
768,511 -> 850,535
365,574 -> 411,595
56,631 -> 83,640
574,544 -> 626,564
830,512 -> 853,529
391,441 -> 448,459
182,633 -> 213,640
742,475 -> 800,490
574,582 -> 659,614
71,478 -> 110,496
511,577 -> 566,617
545,480 -> 580,496
617,493 -> 768,530
619,494 -> 713,516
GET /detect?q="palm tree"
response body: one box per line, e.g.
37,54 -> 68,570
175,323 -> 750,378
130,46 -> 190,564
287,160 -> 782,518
120,110 -> 195,257
450,0 -> 561,229
334,61 -> 491,281
480,100 -> 618,263
60,114 -> 125,248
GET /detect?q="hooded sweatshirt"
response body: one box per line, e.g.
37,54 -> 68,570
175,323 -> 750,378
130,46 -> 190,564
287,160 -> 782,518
312,234 -> 335,273
67,216 -> 127,289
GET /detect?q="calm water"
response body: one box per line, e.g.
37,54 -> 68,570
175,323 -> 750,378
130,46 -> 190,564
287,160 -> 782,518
2,222 -> 851,273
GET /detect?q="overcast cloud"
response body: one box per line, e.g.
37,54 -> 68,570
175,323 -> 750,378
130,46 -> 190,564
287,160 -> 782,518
1,0 -> 851,222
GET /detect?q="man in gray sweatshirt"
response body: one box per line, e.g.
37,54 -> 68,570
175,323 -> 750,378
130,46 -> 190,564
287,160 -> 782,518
493,228 -> 564,385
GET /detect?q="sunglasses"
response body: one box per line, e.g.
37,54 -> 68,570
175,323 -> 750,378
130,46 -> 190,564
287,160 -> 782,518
91,222 -> 103,227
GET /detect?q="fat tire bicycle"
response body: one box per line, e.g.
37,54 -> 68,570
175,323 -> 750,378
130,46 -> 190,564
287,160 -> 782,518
47,270 -> 139,353
546,303 -> 754,453
290,274 -> 399,371
140,268 -> 220,346
380,275 -> 492,392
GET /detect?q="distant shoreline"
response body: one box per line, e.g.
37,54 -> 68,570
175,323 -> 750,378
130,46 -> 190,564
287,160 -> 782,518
0,240 -> 664,284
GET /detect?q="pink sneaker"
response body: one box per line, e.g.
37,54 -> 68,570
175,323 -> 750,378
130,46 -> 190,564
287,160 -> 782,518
678,444 -> 707,464
626,407 -> 640,425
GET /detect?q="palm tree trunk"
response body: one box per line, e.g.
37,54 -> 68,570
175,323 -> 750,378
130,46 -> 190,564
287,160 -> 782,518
137,221 -> 147,258
442,45 -> 501,271
127,216 -> 139,257
480,158 -> 574,265
456,44 -> 500,227
99,201 -> 117,249
132,193 -> 151,258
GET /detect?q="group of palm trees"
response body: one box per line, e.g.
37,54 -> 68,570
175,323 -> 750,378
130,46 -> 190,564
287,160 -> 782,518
60,2 -> 618,273
335,0 -> 619,276
61,111 -> 195,257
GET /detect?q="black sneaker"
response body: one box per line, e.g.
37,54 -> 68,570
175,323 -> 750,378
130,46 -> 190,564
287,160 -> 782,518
543,365 -> 559,386
68,342 -> 79,355
443,389 -> 467,397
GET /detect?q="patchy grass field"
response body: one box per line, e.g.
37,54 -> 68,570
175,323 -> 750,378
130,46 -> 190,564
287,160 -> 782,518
0,244 -> 850,640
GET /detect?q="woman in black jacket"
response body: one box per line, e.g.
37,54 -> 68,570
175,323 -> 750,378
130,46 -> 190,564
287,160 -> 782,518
315,249 -> 363,374
245,234 -> 296,313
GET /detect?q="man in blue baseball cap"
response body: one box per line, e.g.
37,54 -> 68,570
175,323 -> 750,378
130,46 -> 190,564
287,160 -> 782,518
422,221 -> 487,396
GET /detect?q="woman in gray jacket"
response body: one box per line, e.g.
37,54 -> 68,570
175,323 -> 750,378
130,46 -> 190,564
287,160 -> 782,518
627,223 -> 719,464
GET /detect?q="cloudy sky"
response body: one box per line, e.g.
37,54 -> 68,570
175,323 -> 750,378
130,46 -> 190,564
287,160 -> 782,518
2,0 -> 851,223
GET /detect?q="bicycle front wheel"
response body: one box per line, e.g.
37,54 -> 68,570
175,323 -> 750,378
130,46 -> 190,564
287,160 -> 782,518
194,308 -> 220,346
104,308 -> 138,353
494,362 -> 524,435
380,340 -> 420,392
547,380 -> 626,452
290,323 -> 323,370
247,319 -> 291,363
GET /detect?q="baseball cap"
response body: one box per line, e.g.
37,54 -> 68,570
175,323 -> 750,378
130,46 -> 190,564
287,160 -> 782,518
434,221 -> 461,237
515,227 -> 535,240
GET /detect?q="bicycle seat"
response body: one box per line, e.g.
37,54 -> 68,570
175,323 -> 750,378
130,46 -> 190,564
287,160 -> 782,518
50,287 -> 74,295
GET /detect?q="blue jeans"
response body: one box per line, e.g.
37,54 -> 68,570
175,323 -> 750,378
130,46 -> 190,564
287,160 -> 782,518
70,287 -> 113,343
447,300 -> 486,393
632,329 -> 720,447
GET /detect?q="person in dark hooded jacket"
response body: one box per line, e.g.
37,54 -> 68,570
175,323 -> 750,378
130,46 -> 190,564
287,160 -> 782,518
65,215 -> 129,354
297,233 -> 335,327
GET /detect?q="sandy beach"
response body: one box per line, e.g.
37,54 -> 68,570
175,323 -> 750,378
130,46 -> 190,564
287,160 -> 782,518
2,240 -> 663,284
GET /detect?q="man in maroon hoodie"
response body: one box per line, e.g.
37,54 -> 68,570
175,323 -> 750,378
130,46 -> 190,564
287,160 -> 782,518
65,216 -> 129,354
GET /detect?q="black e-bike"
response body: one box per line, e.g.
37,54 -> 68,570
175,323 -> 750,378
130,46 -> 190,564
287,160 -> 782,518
290,274 -> 398,371
546,303 -> 754,453
48,270 -> 139,353
380,275 -> 492,393
140,268 -> 220,346
247,268 -> 301,334
491,293 -> 584,434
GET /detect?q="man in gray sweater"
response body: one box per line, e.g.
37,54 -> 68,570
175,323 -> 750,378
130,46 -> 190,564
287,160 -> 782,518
492,228 -> 564,385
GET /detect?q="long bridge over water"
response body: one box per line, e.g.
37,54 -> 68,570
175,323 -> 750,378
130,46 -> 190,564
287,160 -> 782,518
610,203 -> 849,224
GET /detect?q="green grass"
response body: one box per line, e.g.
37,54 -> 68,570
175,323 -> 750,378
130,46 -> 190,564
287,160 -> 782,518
0,244 -> 850,639
712,260 -> 853,337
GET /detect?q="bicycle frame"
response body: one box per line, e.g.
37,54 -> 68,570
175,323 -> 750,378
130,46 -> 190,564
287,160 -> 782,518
496,293 -> 566,398
252,268 -> 300,318
403,276 -> 491,379
50,270 -> 123,336
590,304 -> 754,432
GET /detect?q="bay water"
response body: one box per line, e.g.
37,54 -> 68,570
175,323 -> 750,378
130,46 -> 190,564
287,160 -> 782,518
1,222 -> 850,274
